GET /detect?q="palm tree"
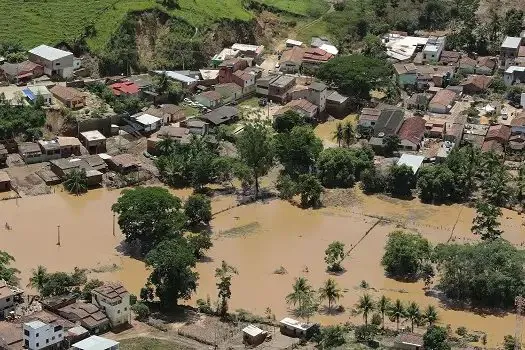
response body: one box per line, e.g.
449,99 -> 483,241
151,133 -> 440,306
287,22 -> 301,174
286,277 -> 314,308
342,122 -> 355,147
28,265 -> 48,293
423,305 -> 439,326
355,293 -> 375,326
405,301 -> 421,332
63,168 -> 88,195
156,138 -> 176,156
377,295 -> 391,329
388,299 -> 405,331
318,278 -> 343,312
332,122 -> 344,147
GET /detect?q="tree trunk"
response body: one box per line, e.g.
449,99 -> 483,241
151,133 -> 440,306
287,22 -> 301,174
397,318 -> 399,331
382,313 -> 385,329
254,173 -> 259,200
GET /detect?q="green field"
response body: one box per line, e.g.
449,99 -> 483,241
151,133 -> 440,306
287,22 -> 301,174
254,0 -> 327,16
119,337 -> 193,350
0,0 -> 252,53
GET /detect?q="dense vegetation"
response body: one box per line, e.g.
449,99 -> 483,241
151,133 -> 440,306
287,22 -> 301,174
0,102 -> 46,141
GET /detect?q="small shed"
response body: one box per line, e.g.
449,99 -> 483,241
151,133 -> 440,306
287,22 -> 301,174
132,113 -> 161,133
395,332 -> 424,350
107,153 -> 140,174
286,39 -> 303,48
0,171 -> 10,192
397,154 -> 425,174
242,324 -> 267,346
279,317 -> 316,338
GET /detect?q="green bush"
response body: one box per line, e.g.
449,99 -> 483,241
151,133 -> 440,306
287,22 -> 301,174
131,302 -> 150,320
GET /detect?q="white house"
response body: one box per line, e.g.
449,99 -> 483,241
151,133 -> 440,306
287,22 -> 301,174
28,45 -> 74,78
504,66 -> 525,86
0,280 -> 16,318
131,113 -> 162,133
23,86 -> 52,105
23,320 -> 64,350
91,283 -> 130,328
72,336 -> 119,350
422,36 -> 446,63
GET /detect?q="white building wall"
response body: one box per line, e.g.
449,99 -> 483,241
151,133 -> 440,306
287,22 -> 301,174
92,292 -> 130,327
23,323 -> 64,350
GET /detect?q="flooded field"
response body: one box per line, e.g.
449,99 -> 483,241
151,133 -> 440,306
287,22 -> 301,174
0,187 -> 523,347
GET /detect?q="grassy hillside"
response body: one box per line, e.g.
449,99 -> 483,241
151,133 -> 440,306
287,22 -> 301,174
254,0 -> 327,16
0,0 -> 252,53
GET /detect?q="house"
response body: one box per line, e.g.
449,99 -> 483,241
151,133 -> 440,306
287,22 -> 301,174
0,321 -> 23,349
458,56 -> 477,74
511,115 -> 525,135
397,154 -> 425,174
200,106 -> 238,126
397,116 -> 426,150
415,65 -> 455,89
394,332 -> 424,350
439,51 -> 461,65
359,108 -> 381,128
49,158 -> 103,186
445,123 -> 464,144
383,33 -> 429,61
0,171 -> 9,192
57,137 -> 81,157
231,43 -> 264,61
326,90 -> 349,117
393,63 -> 417,88
267,75 -> 296,103
484,123 -> 511,145
110,81 -> 140,97
0,60 -> 43,82
280,47 -> 305,73
290,82 -> 327,112
373,108 -> 405,137
0,279 -> 23,317
23,320 -> 64,350
428,89 -> 456,114
311,37 -> 332,48
279,317 -> 317,338
91,283 -> 130,328
142,105 -> 186,125
500,36 -> 522,69
243,325 -> 267,346
406,93 -> 429,110
504,66 -> 525,86
49,85 -> 86,109
302,47 -> 334,70
81,154 -> 108,173
0,144 -> 7,166
126,74 -> 154,93
218,58 -> 249,84
182,119 -> 209,135
211,48 -> 240,67
131,113 -> 162,133
107,154 -> 140,174
214,82 -> 243,103
509,133 -> 525,151
232,69 -> 256,94
286,39 -> 303,48
154,71 -> 198,90
22,86 -> 52,105
276,99 -> 318,120
194,91 -> 222,109
72,336 -> 119,350
476,56 -> 496,75
28,45 -> 74,78
58,302 -> 109,334
422,36 -> 446,63
18,142 -> 43,164
147,126 -> 191,153
37,139 -> 62,160
460,75 -> 492,94
80,131 -> 106,154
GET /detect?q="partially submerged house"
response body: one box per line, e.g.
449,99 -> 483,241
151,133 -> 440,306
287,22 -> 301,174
279,317 -> 317,338
50,158 -> 103,186
107,154 -> 140,174
91,283 -> 130,328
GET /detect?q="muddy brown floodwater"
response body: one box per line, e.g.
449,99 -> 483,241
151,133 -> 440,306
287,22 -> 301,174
0,187 -> 523,347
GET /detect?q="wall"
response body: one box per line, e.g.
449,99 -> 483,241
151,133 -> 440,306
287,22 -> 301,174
0,295 -> 14,316
92,292 -> 130,327
23,323 -> 64,350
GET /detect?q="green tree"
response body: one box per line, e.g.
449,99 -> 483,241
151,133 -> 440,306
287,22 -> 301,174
324,241 -> 347,272
156,138 -> 177,156
388,299 -> 405,331
424,326 -> 451,350
424,305 -> 439,326
39,268 -> 86,297
318,325 -> 346,349
342,122 -> 355,147
273,110 -> 306,133
275,125 -> 323,177
82,279 -> 104,300
360,166 -> 386,193
405,301 -> 421,332
296,174 -> 323,208
63,169 -> 88,195
184,194 -> 212,227
355,293 -> 375,326
504,335 -> 517,350
377,295 -> 391,329
145,237 -> 198,309
286,277 -> 314,308
333,122 -> 344,147
187,232 -> 213,259
381,231 -> 431,279
417,165 -> 456,203
387,164 -> 416,197
0,251 -> 19,286
131,302 -> 150,320
215,260 -> 238,318
28,265 -> 48,292
471,200 -> 502,240
363,34 -> 386,57
237,121 -> 274,199
276,174 -> 297,200
503,9 -> 524,36
317,55 -> 393,101
319,278 -> 344,312
112,187 -> 186,254
383,135 -> 400,156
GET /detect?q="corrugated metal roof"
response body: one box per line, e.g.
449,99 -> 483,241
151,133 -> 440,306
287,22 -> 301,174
29,45 -> 72,61
155,70 -> 198,84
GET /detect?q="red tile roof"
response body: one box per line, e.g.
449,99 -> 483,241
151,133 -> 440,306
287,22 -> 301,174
397,116 -> 426,145
280,47 -> 305,64
303,47 -> 334,63
429,89 -> 456,108
511,116 -> 525,127
197,90 -> 221,101
461,75 -> 492,90
50,85 -> 85,102
93,282 -> 128,302
278,99 -> 318,116
110,81 -> 140,96
485,124 -> 511,142
477,56 -> 496,69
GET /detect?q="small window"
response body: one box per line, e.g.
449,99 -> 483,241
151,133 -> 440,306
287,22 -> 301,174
36,333 -> 39,337
24,330 -> 30,336
46,339 -> 49,344
6,298 -> 9,302
58,334 -> 62,338
55,62 -> 60,66
117,310 -> 121,314
124,307 -> 127,311
36,343 -> 39,347
52,336 -> 55,340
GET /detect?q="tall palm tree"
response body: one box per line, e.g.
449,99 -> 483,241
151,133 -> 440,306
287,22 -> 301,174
342,122 -> 355,147
156,138 -> 176,156
388,299 -> 405,331
405,301 -> 421,332
286,277 -> 314,308
63,168 -> 88,195
28,265 -> 48,293
355,293 -> 375,326
377,295 -> 391,329
318,278 -> 343,312
423,305 -> 439,326
332,122 -> 344,147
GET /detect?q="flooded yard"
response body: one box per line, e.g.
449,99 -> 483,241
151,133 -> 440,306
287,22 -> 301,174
0,187 -> 523,347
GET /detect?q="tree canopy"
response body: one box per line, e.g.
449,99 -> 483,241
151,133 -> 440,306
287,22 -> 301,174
0,251 -> 19,285
317,147 -> 373,188
0,104 -> 46,140
273,110 -> 307,133
386,164 -> 416,197
381,230 -> 432,279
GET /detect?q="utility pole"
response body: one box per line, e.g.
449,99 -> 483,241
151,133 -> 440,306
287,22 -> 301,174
516,296 -> 524,350
56,225 -> 61,246
112,213 -> 116,236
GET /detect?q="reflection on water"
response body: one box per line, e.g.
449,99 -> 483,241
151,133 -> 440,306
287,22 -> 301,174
0,187 -> 523,347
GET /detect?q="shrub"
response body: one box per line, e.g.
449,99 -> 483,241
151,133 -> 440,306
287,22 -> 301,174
131,302 -> 150,320
456,326 -> 467,336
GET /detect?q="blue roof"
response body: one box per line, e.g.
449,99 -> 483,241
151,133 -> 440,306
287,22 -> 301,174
22,88 -> 36,101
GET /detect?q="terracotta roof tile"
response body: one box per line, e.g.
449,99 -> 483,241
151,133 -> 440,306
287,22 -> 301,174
397,116 -> 426,145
